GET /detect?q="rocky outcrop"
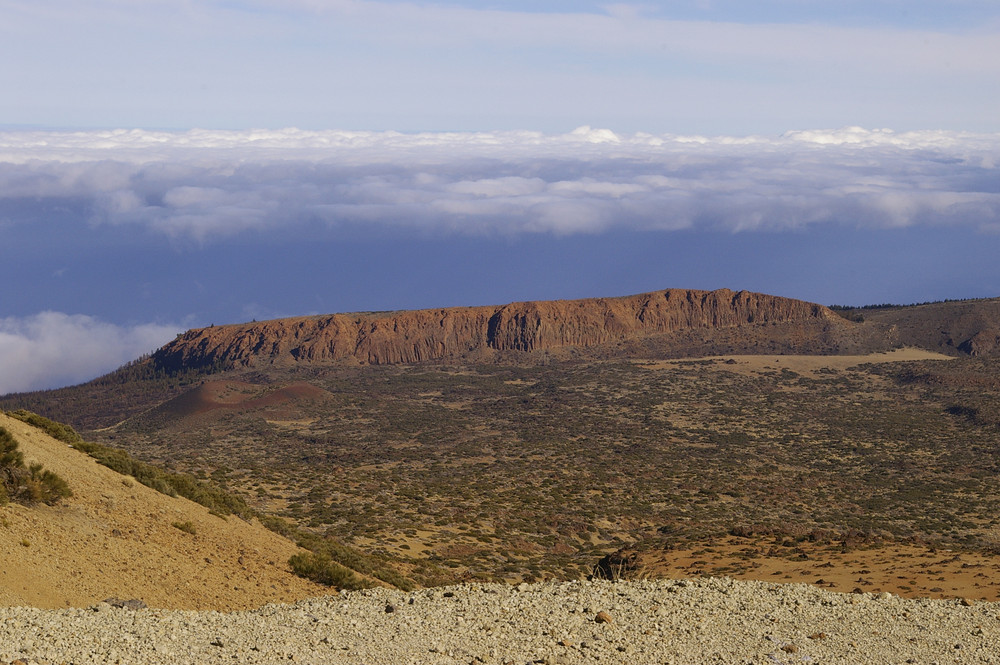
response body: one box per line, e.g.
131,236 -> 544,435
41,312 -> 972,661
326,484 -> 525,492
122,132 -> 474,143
851,298 -> 1000,357
958,328 -> 1000,357
151,289 -> 842,372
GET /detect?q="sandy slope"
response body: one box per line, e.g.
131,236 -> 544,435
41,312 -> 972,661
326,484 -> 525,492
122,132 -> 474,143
0,413 -> 327,610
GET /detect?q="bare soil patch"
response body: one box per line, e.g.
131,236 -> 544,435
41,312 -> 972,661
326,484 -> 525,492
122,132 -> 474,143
638,347 -> 954,376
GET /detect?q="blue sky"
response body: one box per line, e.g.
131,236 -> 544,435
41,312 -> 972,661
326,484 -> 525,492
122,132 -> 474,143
4,0 -> 1000,133
1,1 -> 1000,393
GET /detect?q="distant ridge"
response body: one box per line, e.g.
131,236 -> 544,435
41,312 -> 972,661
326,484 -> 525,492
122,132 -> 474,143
151,288 -> 843,372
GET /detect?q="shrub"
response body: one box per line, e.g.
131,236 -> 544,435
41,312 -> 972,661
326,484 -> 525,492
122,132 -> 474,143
0,425 -> 72,506
258,515 -> 415,590
172,520 -> 197,535
288,551 -> 370,589
6,410 -> 83,445
0,426 -> 23,468
71,437 -> 253,518
25,463 -> 73,504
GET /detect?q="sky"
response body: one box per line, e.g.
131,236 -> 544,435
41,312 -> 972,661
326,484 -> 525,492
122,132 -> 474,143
1,0 -> 1000,394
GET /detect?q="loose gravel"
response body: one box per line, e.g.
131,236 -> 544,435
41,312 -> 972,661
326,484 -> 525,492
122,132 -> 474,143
2,578 -> 998,664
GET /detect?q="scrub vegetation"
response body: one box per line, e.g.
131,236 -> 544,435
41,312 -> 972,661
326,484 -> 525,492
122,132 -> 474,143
4,296 -> 1000,588
26,352 -> 1000,585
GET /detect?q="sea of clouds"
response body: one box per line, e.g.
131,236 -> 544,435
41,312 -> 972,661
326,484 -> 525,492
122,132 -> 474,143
1,126 -> 998,394
2,126 -> 998,241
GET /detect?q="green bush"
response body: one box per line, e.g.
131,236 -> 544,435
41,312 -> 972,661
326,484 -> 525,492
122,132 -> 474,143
71,437 -> 253,518
0,425 -> 72,506
258,514 -> 415,590
172,520 -> 197,535
6,410 -> 83,445
288,551 -> 370,589
0,426 -> 24,468
25,463 -> 73,504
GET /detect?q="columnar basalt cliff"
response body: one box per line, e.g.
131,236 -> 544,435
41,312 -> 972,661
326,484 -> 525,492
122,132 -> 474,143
152,288 -> 844,372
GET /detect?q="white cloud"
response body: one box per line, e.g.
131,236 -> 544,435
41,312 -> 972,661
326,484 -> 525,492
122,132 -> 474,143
0,312 -> 181,394
0,127 -> 998,240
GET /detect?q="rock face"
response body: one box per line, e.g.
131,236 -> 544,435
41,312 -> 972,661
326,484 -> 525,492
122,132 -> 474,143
152,288 -> 842,372
959,328 -> 1000,357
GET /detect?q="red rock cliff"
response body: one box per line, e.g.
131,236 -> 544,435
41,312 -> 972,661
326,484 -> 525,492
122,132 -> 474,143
152,288 -> 839,371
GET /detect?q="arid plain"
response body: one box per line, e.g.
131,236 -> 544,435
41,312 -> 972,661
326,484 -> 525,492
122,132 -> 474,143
4,288 -> 1000,605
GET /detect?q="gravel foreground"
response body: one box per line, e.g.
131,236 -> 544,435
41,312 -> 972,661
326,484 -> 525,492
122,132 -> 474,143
2,578 -> 998,664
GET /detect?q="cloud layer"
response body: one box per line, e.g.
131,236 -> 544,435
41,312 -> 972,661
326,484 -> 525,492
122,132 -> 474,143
0,313 -> 180,395
2,127 -> 999,392
2,127 -> 998,241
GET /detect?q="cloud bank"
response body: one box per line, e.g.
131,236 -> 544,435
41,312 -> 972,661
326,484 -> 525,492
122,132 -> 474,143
1,127 -> 998,241
0,313 -> 180,395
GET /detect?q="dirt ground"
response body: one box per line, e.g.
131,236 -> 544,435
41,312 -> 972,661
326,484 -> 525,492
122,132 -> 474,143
639,347 -> 954,375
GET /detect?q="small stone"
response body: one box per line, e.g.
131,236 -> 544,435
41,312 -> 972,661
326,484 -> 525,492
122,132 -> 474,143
211,638 -> 224,647
781,644 -> 799,654
808,632 -> 827,640
960,598 -> 974,607
385,603 -> 396,613
594,611 -> 613,624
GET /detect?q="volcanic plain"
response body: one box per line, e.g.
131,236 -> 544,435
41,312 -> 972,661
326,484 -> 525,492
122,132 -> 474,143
4,288 -> 1000,604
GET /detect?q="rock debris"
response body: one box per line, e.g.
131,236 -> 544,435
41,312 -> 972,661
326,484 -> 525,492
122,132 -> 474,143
2,577 -> 998,664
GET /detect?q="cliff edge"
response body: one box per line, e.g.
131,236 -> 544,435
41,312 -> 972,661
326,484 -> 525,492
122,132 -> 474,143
152,288 -> 843,372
